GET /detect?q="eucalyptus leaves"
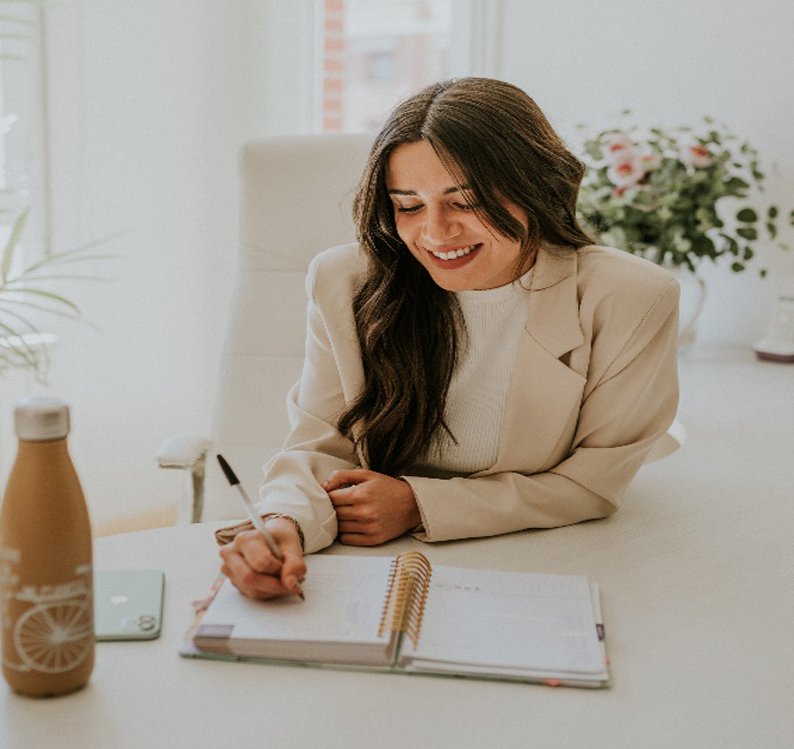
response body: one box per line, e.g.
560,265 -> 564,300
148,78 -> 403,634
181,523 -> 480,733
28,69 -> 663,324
576,115 -> 793,275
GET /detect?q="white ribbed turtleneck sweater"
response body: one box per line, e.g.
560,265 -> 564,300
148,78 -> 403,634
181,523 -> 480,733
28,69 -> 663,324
414,267 -> 533,476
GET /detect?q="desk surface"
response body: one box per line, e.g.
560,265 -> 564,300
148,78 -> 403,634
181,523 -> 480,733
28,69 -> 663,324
3,345 -> 793,749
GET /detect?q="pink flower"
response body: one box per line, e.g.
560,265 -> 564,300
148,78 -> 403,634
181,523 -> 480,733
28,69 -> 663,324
607,156 -> 644,188
679,144 -> 712,168
639,153 -> 662,171
603,133 -> 636,164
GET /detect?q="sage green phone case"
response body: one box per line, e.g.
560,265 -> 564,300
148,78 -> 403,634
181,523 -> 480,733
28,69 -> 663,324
94,569 -> 164,641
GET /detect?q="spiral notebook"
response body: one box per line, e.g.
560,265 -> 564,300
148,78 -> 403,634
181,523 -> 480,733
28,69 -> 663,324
180,552 -> 609,688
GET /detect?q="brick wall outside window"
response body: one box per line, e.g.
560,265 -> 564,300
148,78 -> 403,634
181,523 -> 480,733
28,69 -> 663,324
319,0 -> 451,133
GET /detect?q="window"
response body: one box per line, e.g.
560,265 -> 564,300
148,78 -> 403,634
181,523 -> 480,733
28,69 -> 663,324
315,0 -> 499,134
0,5 -> 47,254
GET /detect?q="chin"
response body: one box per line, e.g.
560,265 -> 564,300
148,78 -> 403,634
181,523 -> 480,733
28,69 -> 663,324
427,272 -> 477,292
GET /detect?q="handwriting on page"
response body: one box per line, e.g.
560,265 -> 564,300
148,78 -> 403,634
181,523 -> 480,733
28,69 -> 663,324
201,556 -> 393,644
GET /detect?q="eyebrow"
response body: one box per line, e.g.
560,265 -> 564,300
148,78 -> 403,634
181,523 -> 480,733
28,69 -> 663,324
387,185 -> 470,196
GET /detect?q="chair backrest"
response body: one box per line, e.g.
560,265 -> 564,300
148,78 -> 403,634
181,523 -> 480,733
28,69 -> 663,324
205,134 -> 372,520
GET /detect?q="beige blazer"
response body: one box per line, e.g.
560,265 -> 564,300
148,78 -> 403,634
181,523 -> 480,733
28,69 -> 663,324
241,241 -> 680,554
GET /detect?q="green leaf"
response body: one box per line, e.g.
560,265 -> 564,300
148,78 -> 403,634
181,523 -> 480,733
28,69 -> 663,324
767,222 -> 777,238
0,32 -> 34,41
724,177 -> 750,194
768,206 -> 778,219
0,288 -> 81,315
720,234 -> 740,256
691,235 -> 717,258
737,227 -> 758,240
0,299 -> 81,321
0,15 -> 38,27
0,318 -> 41,369
13,273 -> 105,284
585,142 -> 602,160
1,206 -> 29,282
731,262 -> 745,272
760,268 -> 768,278
19,234 -> 118,276
736,208 -> 758,223
743,247 -> 754,261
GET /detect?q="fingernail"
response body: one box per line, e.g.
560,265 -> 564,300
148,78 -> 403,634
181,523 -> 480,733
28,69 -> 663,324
285,574 -> 298,590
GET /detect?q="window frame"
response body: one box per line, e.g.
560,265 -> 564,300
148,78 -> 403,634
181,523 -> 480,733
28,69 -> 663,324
307,0 -> 503,134
0,4 -> 49,257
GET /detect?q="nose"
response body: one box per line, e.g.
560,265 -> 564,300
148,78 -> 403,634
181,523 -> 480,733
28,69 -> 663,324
421,205 -> 461,246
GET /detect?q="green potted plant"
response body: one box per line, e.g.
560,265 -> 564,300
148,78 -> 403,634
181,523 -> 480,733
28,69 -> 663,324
575,114 -> 794,349
0,208 -> 107,382
576,114 -> 792,272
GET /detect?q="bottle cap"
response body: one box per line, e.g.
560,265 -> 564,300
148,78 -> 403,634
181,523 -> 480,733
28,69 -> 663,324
14,397 -> 71,441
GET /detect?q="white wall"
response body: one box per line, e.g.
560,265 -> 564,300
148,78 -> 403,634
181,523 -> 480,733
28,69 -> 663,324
498,0 -> 794,344
7,0 -> 281,527
4,0 -> 792,527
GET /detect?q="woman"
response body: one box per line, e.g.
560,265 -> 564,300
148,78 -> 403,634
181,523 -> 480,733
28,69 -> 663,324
217,78 -> 680,600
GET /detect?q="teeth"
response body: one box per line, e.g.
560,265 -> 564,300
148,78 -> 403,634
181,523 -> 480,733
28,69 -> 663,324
431,244 -> 477,260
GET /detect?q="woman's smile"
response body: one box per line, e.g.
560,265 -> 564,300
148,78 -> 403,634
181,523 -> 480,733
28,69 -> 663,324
425,243 -> 482,268
385,140 -> 533,292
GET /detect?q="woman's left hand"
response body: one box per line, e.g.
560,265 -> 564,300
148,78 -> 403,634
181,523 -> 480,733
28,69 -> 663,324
322,469 -> 421,546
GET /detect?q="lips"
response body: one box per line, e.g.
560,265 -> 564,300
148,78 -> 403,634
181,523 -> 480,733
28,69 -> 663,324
425,243 -> 482,270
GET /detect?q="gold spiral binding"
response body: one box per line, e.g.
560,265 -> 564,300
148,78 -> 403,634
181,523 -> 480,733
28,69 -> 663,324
377,551 -> 432,648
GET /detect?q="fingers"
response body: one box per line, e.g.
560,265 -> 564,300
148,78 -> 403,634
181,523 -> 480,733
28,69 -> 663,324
326,485 -> 355,508
220,547 -> 288,600
332,503 -> 373,522
322,468 -> 373,492
279,549 -> 308,595
220,529 -> 304,600
232,530 -> 283,574
339,531 -> 386,547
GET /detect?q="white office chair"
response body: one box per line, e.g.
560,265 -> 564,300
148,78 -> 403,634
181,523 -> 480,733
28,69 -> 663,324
157,134 -> 684,524
157,134 -> 371,523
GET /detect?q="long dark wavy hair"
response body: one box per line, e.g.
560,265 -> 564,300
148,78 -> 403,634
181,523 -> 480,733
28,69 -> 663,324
338,77 -> 595,476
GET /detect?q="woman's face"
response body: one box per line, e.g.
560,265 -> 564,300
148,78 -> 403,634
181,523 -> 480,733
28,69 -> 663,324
384,140 -> 534,292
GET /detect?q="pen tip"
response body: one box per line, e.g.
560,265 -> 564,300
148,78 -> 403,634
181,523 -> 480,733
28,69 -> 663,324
216,453 -> 239,485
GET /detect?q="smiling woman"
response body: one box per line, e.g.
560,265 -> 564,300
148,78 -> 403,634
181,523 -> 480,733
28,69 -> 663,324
215,78 -> 681,602
386,140 -> 531,291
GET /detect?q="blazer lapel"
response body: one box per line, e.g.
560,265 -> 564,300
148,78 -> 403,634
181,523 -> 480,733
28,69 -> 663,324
474,244 -> 587,476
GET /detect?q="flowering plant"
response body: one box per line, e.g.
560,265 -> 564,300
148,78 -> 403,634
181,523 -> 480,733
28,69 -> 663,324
576,114 -> 793,275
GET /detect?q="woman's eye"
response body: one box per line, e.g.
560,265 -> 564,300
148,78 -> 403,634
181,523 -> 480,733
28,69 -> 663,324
396,205 -> 422,214
454,202 -> 474,211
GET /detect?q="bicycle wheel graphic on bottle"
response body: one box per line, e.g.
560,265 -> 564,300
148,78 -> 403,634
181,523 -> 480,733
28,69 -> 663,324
14,599 -> 93,673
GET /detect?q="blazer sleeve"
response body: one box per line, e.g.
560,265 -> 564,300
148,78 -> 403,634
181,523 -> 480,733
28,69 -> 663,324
240,255 -> 361,553
402,277 -> 680,543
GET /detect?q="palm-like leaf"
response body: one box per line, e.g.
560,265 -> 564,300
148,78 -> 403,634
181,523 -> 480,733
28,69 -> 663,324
0,208 -> 111,381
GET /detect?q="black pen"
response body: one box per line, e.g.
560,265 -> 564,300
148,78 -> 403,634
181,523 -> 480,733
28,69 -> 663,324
216,454 -> 304,600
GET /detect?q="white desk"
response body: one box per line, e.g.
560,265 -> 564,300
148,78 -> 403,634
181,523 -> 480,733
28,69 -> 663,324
3,345 -> 793,749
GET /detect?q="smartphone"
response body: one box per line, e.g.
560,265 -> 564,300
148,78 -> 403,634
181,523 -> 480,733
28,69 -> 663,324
94,569 -> 165,641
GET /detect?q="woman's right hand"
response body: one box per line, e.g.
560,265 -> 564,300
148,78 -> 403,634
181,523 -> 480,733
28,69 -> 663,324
219,518 -> 306,600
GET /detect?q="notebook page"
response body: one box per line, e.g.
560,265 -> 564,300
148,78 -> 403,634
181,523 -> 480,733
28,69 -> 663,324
198,555 -> 392,645
405,566 -> 604,676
